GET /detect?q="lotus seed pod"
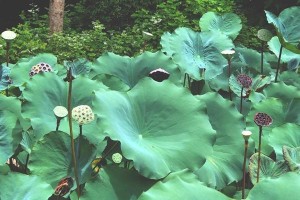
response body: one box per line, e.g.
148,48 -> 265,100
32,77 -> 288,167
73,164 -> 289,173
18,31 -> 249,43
53,106 -> 68,118
112,153 -> 122,164
254,112 -> 272,127
237,74 -> 252,88
72,105 -> 94,125
242,130 -> 252,141
257,29 -> 273,42
1,30 -> 17,40
29,62 -> 53,77
221,49 -> 235,60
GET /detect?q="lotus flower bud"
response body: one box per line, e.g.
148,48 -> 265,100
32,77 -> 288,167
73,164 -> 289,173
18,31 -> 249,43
72,105 -> 94,125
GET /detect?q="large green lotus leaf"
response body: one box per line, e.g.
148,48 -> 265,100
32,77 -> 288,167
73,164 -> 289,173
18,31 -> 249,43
138,169 -> 232,200
93,78 -> 215,179
160,27 -> 234,80
246,172 -> 300,200
9,53 -> 62,87
30,131 -> 97,187
268,36 -> 300,63
0,64 -> 11,91
265,7 -> 300,44
246,98 -> 282,155
208,47 -> 272,92
246,83 -> 300,154
0,110 -> 18,164
64,58 -> 91,78
231,47 -> 273,75
280,71 -> 300,89
21,72 -> 106,142
282,146 -> 300,173
249,153 -> 289,185
90,51 -> 180,88
0,173 -> 53,200
269,123 -> 300,160
199,11 -> 242,40
71,166 -> 155,200
194,92 -> 246,189
92,74 -> 130,91
0,95 -> 26,164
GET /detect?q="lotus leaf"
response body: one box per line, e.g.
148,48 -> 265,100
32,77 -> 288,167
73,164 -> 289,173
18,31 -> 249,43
249,153 -> 289,185
138,169 -> 231,200
160,27 -> 234,80
265,6 -> 300,54
93,78 -> 215,179
0,64 -> 11,91
194,92 -> 246,189
29,131 -> 97,186
246,172 -> 300,200
0,173 -> 53,200
71,166 -> 155,200
282,146 -> 300,173
268,36 -> 300,63
10,53 -> 61,87
21,72 -> 106,142
199,11 -> 242,40
269,123 -> 300,160
0,96 -> 25,164
90,51 -> 180,88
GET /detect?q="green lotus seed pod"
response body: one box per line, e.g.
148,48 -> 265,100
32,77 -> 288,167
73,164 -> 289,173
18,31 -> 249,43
53,106 -> 68,118
112,153 -> 122,164
257,29 -> 273,42
72,105 -> 94,125
1,30 -> 17,40
221,49 -> 235,60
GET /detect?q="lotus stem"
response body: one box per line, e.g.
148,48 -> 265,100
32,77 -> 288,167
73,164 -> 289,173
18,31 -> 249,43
55,118 -> 61,131
240,87 -> 244,114
77,125 -> 83,160
242,139 -> 249,199
256,126 -> 263,183
227,59 -> 232,101
5,41 -> 10,67
24,153 -> 30,174
260,42 -> 264,74
67,69 -> 80,199
274,45 -> 283,82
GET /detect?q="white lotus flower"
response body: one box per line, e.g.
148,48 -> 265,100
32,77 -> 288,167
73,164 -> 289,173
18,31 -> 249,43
1,30 -> 17,40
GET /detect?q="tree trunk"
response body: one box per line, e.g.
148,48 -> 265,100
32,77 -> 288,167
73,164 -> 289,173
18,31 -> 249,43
49,0 -> 65,34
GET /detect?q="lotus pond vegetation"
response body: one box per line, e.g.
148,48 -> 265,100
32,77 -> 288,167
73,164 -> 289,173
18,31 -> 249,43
1,5 -> 300,200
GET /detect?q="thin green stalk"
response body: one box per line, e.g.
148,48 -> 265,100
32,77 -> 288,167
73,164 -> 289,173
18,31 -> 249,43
55,118 -> 61,131
240,87 -> 244,114
256,126 -> 263,183
242,140 -> 249,199
275,45 -> 283,82
77,125 -> 83,160
6,41 -> 10,67
228,59 -> 232,101
67,70 -> 80,199
260,42 -> 264,74
24,153 -> 30,174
